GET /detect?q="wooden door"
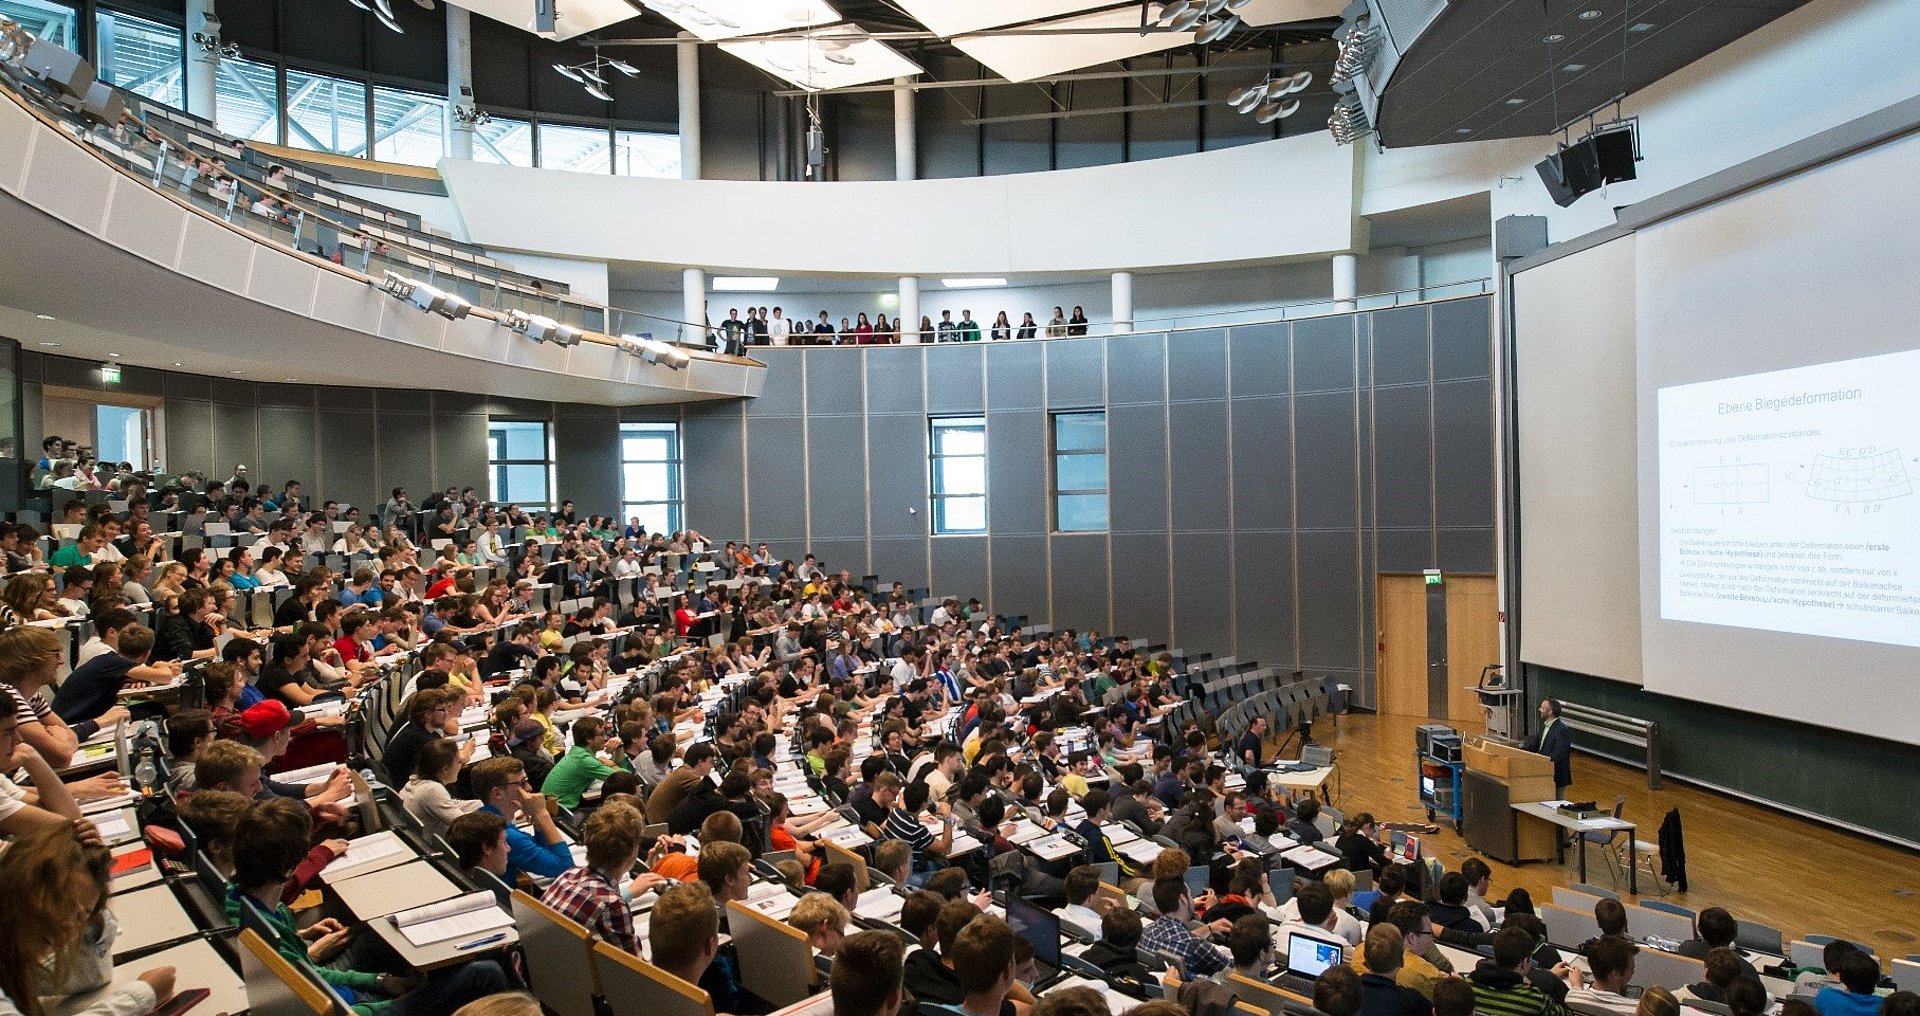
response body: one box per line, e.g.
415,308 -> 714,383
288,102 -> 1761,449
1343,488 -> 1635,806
1375,574 -> 1429,717
1445,575 -> 1501,724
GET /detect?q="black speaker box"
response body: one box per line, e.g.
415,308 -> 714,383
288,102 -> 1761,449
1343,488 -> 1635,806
1591,126 -> 1637,183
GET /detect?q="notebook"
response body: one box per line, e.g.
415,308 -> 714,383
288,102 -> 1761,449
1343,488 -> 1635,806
387,891 -> 513,947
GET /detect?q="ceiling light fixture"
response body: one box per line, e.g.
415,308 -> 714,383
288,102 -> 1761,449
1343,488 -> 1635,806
1507,97 -> 1526,104
107,352 -> 121,358
1628,22 -> 1653,31
35,313 -> 54,320
1564,63 -> 1586,71
941,277 -> 1008,289
713,276 -> 781,292
1578,8 -> 1603,18
554,49 -> 633,102
38,342 -> 60,347
1230,68 -> 1312,124
1543,33 -> 1564,42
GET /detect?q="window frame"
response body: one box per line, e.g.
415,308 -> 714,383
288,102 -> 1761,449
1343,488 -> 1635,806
486,417 -> 554,511
1050,410 -> 1110,533
929,416 -> 988,536
619,421 -> 683,536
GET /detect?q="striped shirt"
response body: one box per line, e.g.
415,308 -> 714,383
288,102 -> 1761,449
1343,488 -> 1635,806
885,807 -> 935,861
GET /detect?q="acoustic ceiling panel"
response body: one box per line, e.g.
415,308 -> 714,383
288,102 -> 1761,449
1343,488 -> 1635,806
644,0 -> 845,42
442,0 -> 643,41
718,25 -> 924,91
889,0 -> 1126,38
949,8 -> 1198,83
1236,0 -> 1346,27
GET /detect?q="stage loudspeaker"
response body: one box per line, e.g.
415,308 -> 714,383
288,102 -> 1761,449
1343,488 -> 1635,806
1535,138 -> 1602,208
24,37 -> 92,98
1494,215 -> 1548,261
1591,126 -> 1637,183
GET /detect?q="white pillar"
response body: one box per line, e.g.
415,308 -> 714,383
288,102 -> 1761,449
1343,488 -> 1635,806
677,33 -> 701,180
682,267 -> 706,345
898,277 -> 921,343
1110,271 -> 1134,335
184,0 -> 218,122
445,5 -> 475,160
893,77 -> 916,181
1333,253 -> 1358,312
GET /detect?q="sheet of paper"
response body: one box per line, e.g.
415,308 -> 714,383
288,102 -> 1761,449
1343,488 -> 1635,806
397,905 -> 513,947
321,831 -> 408,877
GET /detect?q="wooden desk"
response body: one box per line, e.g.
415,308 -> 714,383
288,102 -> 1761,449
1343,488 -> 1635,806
110,885 -> 201,957
1267,765 -> 1337,798
364,910 -> 520,972
55,939 -> 245,1016
329,859 -> 463,921
1511,802 -> 1637,892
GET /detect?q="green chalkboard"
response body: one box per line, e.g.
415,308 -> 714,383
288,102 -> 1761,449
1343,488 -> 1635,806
1528,665 -> 1920,846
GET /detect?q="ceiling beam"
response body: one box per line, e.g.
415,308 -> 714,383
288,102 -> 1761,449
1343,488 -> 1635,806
760,58 -> 1329,98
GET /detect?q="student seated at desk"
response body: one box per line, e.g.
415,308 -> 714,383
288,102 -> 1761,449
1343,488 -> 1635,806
1813,951 -> 1887,1016
51,624 -> 181,728
400,739 -> 483,840
0,824 -> 181,1016
469,757 -> 572,883
651,882 -> 755,1013
539,800 -> 668,957
1676,909 -> 1761,983
0,625 -> 119,769
786,892 -> 851,982
0,690 -> 95,841
1082,907 -> 1152,985
228,797 -> 510,1016
1465,926 -> 1571,1016
542,716 -> 623,811
446,811 -> 510,889
830,931 -> 906,1016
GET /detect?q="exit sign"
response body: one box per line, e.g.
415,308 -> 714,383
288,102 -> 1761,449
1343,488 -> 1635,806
100,364 -> 121,384
1423,569 -> 1443,586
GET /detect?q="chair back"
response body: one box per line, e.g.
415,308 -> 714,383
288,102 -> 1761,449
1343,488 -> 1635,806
767,991 -> 836,1016
511,889 -> 601,1016
1630,903 -> 1695,944
1890,958 -> 1920,993
1789,940 -> 1825,969
237,928 -> 346,1016
1629,948 -> 1706,992
1551,886 -> 1605,912
592,940 -> 718,1016
348,769 -> 382,832
1540,902 -> 1603,950
727,900 -> 818,1008
822,839 -> 871,892
1734,920 -> 1783,955
1569,882 -> 1620,900
1228,973 -> 1309,1016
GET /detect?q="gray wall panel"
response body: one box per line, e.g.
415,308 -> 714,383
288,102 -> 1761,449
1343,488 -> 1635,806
804,354 -> 865,417
1228,323 -> 1289,398
929,537 -> 988,602
1045,340 -> 1105,408
746,423 -> 807,542
807,540 -> 868,580
926,345 -> 986,415
1167,330 -> 1227,403
375,411 -> 434,504
866,417 -> 928,540
1296,529 -> 1361,674
1106,404 -> 1167,534
1230,396 -> 1291,530
1172,532 -> 1232,653
1434,379 -> 1495,529
1232,531 -> 1294,671
554,407 -> 621,517
160,371 -> 213,402
1169,400 -> 1229,532
683,409 -> 746,539
805,415 -> 870,542
318,410 -> 377,512
164,400 -> 213,476
1105,333 -> 1166,407
865,347 -> 925,416
211,402 -> 258,476
746,352 -> 805,417
986,342 -> 1045,412
1431,296 -> 1493,381
433,413 -> 490,500
257,407 -> 317,502
1369,305 -> 1430,387
871,538 -> 927,591
1438,528 -> 1496,575
1370,384 -> 1433,530
1110,534 -> 1169,644
1375,528 -> 1432,574
1049,534 -> 1109,631
1292,316 -> 1356,394
986,410 -> 1048,538
1291,391 -> 1358,530
990,535 -> 1048,618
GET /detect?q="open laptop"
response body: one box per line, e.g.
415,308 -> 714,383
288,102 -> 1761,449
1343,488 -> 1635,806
1182,864 -> 1211,899
1278,932 -> 1345,995
1005,895 -> 1071,991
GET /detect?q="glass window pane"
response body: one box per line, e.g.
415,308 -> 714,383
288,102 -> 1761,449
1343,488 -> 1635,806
371,86 -> 445,166
623,503 -> 675,536
935,456 -> 985,497
936,496 -> 986,534
1053,412 -> 1106,452
538,121 -> 613,174
933,421 -> 985,456
614,130 -> 681,178
1056,494 -> 1108,532
284,67 -> 368,156
214,56 -> 280,143
473,116 -> 534,167
1055,453 -> 1106,493
95,9 -> 183,109
499,464 -> 548,505
622,463 -> 671,498
0,0 -> 76,48
491,420 -> 546,460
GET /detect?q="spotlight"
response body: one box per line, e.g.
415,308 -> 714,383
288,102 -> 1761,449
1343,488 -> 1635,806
1195,14 -> 1239,44
608,58 -> 639,76
580,66 -> 607,85
374,7 -> 403,33
584,82 -> 612,101
1169,7 -> 1204,31
1157,0 -> 1192,24
817,38 -> 856,66
1254,97 -> 1299,123
554,62 -> 584,83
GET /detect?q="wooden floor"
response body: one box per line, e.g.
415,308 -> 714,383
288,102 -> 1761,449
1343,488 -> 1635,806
1302,712 -> 1920,962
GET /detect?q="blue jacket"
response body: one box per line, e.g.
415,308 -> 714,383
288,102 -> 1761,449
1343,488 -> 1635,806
480,804 -> 573,882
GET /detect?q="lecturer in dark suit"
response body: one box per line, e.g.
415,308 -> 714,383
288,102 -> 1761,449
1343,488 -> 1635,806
1523,698 -> 1574,796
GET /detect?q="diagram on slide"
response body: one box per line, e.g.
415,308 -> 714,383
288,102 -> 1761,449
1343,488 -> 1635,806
1692,461 -> 1770,504
1804,449 -> 1912,502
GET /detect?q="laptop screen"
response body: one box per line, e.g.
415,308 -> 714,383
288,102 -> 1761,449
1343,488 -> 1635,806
1183,864 -> 1211,898
1005,895 -> 1061,968
1287,933 -> 1343,977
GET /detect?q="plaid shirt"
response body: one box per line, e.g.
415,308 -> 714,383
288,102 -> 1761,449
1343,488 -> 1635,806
1141,913 -> 1227,979
541,866 -> 638,956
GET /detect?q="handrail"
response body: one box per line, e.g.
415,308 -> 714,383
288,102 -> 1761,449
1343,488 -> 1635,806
1558,701 -> 1662,790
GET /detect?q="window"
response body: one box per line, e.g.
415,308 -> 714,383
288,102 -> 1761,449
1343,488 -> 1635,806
487,419 -> 552,509
930,417 -> 987,535
473,116 -> 534,167
537,121 -> 613,174
0,0 -> 76,49
619,422 -> 682,536
95,8 -> 183,109
615,129 -> 681,178
1051,411 -> 1109,532
214,56 -> 281,143
94,404 -> 152,470
284,67 -> 368,156
371,85 -> 445,166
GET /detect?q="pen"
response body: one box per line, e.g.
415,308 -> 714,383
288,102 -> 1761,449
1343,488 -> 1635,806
455,933 -> 507,951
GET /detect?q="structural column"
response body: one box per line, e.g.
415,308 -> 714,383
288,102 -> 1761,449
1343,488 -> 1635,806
893,76 -> 916,181
1110,271 -> 1134,334
1332,253 -> 1358,312
682,267 -> 707,345
184,0 -> 217,121
898,276 -> 920,343
445,5 -> 475,160
677,32 -> 701,180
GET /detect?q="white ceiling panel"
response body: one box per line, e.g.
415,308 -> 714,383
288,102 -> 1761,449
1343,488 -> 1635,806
1236,0 -> 1345,27
647,0 -> 845,43
442,0 -> 643,42
950,8 -> 1197,83
889,0 -> 1124,38
719,26 -> 923,91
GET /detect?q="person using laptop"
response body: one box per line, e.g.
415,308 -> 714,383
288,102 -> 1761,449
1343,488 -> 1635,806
1275,882 -> 1351,963
1056,866 -> 1106,940
1141,877 -> 1232,979
1228,914 -> 1276,981
1082,908 -> 1152,985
